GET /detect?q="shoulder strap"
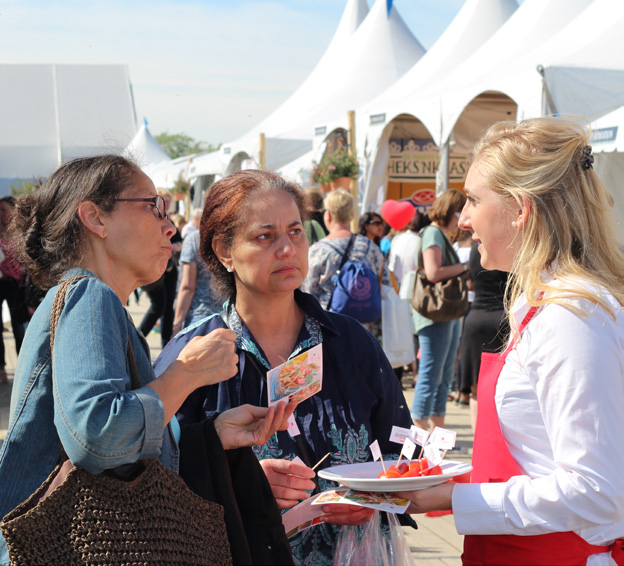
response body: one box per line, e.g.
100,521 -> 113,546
50,275 -> 141,390
338,234 -> 357,272
417,226 -> 460,271
502,292 -> 545,357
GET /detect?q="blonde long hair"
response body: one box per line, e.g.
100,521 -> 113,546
473,117 -> 624,319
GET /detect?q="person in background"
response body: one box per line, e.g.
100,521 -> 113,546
302,187 -> 327,245
449,228 -> 475,406
173,208 -> 222,334
303,186 -> 328,234
302,189 -> 388,340
410,189 -> 467,431
153,170 -> 413,565
170,213 -> 187,236
0,155 -> 294,564
0,197 -> 25,384
137,189 -> 182,348
358,211 -> 384,248
459,241 -> 507,431
388,209 -> 427,284
181,207 -> 202,239
388,209 -> 430,387
398,117 -> 624,566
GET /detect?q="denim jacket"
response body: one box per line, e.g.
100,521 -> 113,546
0,268 -> 177,565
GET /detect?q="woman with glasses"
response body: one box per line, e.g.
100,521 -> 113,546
137,189 -> 182,348
358,211 -> 384,247
0,155 -> 294,564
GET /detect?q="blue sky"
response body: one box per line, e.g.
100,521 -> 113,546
0,0 -> 466,144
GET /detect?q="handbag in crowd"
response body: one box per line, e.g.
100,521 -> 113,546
411,227 -> 469,323
0,276 -> 233,566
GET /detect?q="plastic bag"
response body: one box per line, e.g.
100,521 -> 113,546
381,284 -> 415,368
332,511 -> 415,566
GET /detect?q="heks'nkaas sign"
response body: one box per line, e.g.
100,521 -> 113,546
387,138 -> 468,181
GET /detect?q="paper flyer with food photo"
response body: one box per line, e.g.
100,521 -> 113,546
311,489 -> 410,514
267,344 -> 323,407
282,489 -> 348,538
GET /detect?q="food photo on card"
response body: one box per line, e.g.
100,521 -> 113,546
267,343 -> 323,407
311,489 -> 409,513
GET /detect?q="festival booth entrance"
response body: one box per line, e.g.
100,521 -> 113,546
381,115 -> 467,210
363,88 -> 516,213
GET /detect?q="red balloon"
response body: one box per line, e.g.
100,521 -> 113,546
381,200 -> 414,230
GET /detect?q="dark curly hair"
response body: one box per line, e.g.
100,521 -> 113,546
200,169 -> 307,300
9,155 -> 141,289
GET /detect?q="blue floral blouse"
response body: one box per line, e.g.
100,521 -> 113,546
153,290 -> 413,566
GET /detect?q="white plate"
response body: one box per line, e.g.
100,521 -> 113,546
318,460 -> 472,492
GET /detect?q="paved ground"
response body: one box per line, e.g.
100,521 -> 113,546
0,294 -> 472,564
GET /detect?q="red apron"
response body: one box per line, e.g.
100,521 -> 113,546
462,305 -> 624,566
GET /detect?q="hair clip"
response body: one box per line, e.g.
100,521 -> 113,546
580,145 -> 594,170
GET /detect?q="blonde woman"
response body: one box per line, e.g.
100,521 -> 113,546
301,188 -> 388,338
398,118 -> 624,566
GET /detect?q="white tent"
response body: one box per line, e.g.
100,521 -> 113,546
358,0 -> 520,209
430,0 -> 624,242
0,64 -> 136,193
124,120 -> 171,170
209,0 -> 425,177
590,106 -> 624,242
432,0 -> 621,145
186,0 -> 370,181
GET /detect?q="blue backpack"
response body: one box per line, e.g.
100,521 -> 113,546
324,235 -> 382,323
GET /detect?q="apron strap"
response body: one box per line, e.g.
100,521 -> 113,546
501,293 -> 544,357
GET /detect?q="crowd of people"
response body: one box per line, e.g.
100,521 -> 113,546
0,116 -> 622,565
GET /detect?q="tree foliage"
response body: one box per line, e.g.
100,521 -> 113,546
155,131 -> 220,159
10,179 -> 37,196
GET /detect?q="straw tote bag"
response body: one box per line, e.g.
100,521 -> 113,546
411,228 -> 469,323
1,276 -> 232,566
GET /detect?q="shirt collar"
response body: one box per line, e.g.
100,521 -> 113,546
223,289 -> 339,370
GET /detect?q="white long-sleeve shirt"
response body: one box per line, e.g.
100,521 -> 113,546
452,281 -> 624,566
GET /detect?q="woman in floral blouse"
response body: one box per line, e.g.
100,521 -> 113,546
153,172 -> 412,566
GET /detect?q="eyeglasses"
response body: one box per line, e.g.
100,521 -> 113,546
366,220 -> 383,226
116,196 -> 169,220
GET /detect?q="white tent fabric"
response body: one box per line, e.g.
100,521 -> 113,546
198,0 -> 369,178
0,64 -> 136,192
591,106 -> 624,153
591,107 -> 624,243
219,0 -> 425,176
594,151 -> 624,243
359,0 -> 519,210
124,121 -> 171,169
146,154 -> 196,190
434,0 -> 613,144
241,0 -> 370,143
276,148 -> 316,186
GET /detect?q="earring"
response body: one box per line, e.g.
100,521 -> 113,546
226,266 -> 233,273
512,221 -> 517,228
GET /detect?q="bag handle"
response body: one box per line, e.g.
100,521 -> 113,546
51,275 -> 141,391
